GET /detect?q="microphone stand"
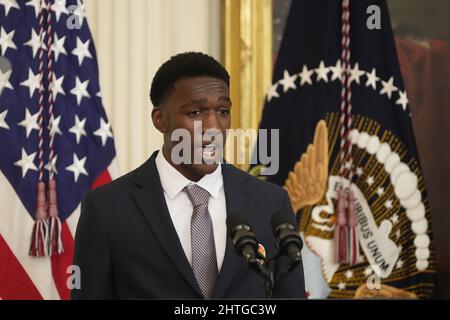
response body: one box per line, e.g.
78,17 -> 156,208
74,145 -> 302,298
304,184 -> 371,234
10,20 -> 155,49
242,248 -> 301,298
274,254 -> 302,284
246,256 -> 274,299
264,250 -> 302,294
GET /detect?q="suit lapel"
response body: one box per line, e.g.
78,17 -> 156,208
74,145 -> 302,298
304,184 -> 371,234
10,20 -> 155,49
212,163 -> 253,298
132,151 -> 202,297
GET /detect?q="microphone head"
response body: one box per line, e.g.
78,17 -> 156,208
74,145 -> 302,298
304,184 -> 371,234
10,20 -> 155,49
227,212 -> 258,259
226,212 -> 250,238
271,211 -> 296,236
271,212 -> 303,256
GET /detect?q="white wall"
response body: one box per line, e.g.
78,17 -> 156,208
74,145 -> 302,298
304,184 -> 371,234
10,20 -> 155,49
84,0 -> 221,174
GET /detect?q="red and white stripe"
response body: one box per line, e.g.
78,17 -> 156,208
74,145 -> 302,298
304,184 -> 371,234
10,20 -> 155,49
0,159 -> 119,300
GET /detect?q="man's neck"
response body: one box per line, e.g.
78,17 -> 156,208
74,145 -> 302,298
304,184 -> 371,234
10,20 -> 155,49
161,147 -> 203,182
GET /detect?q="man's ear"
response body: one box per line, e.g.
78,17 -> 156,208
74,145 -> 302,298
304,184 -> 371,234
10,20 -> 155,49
151,107 -> 168,133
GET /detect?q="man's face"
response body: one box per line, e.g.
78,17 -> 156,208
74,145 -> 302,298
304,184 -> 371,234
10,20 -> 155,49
152,76 -> 231,181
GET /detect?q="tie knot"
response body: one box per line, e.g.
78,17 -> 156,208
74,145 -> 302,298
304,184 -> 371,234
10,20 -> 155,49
184,184 -> 210,207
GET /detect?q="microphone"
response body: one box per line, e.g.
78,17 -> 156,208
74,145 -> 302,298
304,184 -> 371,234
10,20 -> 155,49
226,212 -> 259,263
227,212 -> 274,298
271,212 -> 303,261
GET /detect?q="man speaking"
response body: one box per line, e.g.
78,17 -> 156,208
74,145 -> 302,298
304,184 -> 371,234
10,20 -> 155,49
71,52 -> 305,299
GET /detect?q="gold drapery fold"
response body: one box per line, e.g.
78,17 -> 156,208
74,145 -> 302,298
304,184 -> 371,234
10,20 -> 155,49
223,0 -> 273,170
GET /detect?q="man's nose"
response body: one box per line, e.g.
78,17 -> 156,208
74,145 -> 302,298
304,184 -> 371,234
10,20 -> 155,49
202,111 -> 221,132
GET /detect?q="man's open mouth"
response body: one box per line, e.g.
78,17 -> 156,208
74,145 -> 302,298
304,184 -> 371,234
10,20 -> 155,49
201,143 -> 216,159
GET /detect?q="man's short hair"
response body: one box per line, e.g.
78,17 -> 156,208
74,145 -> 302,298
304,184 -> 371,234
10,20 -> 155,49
150,52 -> 230,107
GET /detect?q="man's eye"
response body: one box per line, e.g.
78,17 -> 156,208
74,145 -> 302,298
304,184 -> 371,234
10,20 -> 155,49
218,109 -> 230,116
188,110 -> 201,117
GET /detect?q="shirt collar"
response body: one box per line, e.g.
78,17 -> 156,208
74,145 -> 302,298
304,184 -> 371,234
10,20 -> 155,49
155,150 -> 223,200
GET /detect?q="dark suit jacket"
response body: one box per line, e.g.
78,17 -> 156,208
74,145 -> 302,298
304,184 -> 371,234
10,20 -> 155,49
71,151 -> 305,299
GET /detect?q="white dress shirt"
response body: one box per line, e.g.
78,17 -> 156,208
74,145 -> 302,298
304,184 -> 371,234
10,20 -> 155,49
155,150 -> 227,272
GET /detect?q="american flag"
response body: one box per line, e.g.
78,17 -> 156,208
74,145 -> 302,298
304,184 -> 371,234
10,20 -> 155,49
0,0 -> 118,299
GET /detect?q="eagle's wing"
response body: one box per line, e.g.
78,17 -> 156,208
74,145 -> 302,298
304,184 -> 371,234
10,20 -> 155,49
284,120 -> 329,213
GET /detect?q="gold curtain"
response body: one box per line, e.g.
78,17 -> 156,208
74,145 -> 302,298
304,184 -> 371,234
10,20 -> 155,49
223,0 -> 273,170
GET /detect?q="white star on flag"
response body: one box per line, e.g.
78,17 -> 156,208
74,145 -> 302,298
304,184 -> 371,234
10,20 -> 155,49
25,0 -> 41,18
365,68 -> 379,90
380,76 -> 398,99
0,109 -> 9,129
345,270 -> 354,279
0,26 -> 17,55
51,0 -> 69,22
66,153 -> 88,182
0,68 -> 13,92
396,259 -> 404,269
267,82 -> 280,102
376,187 -> 384,196
69,115 -> 87,143
45,155 -> 58,175
385,199 -> 393,209
279,70 -> 297,92
72,37 -> 93,65
356,167 -> 363,176
18,108 -> 39,138
52,33 -> 68,62
70,76 -> 90,106
330,60 -> 343,81
337,282 -> 346,290
367,176 -> 374,186
315,60 -> 329,82
50,73 -> 65,100
364,266 -> 373,277
72,0 -> 86,28
349,63 -> 364,85
20,68 -> 41,98
0,0 -> 20,16
298,65 -> 313,85
396,91 -> 409,111
344,160 -> 352,169
23,28 -> 46,58
48,115 -> 62,136
14,148 -> 37,178
391,213 -> 399,224
94,118 -> 113,146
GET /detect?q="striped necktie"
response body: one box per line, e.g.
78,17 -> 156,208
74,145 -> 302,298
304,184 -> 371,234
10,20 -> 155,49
184,184 -> 218,299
